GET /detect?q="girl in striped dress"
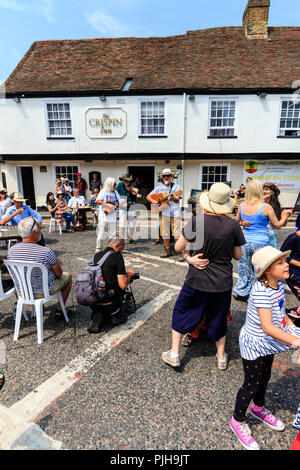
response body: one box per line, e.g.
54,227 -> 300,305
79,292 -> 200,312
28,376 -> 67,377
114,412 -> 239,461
230,246 -> 300,451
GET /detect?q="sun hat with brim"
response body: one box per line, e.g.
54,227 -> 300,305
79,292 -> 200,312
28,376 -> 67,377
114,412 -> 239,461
198,182 -> 236,215
161,168 -> 173,176
13,192 -> 27,202
119,173 -> 133,182
252,246 -> 291,279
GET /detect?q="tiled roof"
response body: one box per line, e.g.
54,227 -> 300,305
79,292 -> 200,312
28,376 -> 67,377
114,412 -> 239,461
5,26 -> 300,94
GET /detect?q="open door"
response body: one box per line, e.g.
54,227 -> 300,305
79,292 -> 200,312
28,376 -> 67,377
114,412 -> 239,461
17,166 -> 36,209
127,166 -> 155,208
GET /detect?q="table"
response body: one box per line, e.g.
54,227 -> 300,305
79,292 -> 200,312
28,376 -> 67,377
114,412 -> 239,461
0,227 -> 22,242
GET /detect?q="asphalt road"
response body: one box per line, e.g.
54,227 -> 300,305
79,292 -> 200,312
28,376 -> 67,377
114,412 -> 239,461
0,223 -> 299,451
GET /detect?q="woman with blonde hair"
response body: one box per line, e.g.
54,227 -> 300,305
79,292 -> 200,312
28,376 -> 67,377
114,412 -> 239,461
95,177 -> 120,253
233,180 -> 292,301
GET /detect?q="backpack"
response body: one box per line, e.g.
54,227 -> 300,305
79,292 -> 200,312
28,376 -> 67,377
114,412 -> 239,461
75,250 -> 114,306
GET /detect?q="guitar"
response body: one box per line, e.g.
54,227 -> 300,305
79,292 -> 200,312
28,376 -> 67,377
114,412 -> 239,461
151,190 -> 182,214
103,195 -> 118,214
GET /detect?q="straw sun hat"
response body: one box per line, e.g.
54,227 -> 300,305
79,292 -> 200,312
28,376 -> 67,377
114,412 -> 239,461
13,192 -> 27,202
252,246 -> 291,279
199,182 -> 236,215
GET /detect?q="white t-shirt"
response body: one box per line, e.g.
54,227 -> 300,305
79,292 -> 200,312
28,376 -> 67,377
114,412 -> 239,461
150,183 -> 181,217
97,189 -> 120,223
239,281 -> 300,360
68,196 -> 86,208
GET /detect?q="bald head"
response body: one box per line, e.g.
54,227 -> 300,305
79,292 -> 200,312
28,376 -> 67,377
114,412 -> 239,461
108,236 -> 125,252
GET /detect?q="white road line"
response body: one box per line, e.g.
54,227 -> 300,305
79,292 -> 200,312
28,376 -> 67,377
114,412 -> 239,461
9,289 -> 176,423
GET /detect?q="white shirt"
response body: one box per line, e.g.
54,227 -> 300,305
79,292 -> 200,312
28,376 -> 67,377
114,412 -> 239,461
150,182 -> 181,217
97,189 -> 120,223
68,196 -> 86,208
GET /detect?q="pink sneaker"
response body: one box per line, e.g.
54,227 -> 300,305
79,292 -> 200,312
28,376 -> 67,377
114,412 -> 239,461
250,406 -> 285,431
230,416 -> 260,450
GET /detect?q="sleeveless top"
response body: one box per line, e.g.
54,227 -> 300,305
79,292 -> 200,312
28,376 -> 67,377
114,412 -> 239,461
240,203 -> 269,244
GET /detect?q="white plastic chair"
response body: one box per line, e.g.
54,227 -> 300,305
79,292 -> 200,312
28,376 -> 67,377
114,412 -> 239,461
49,217 -> 63,235
0,269 -> 15,302
5,260 -> 69,344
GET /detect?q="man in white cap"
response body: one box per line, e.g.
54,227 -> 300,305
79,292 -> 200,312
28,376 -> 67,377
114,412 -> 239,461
147,169 -> 183,260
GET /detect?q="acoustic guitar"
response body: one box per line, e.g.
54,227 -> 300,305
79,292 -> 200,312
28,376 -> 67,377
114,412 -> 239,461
151,190 -> 182,214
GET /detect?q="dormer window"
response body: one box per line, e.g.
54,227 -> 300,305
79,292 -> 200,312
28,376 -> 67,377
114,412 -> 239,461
122,79 -> 133,91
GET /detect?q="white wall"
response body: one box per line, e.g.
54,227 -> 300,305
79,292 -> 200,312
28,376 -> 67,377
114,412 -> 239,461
1,93 -> 299,207
1,93 -> 300,155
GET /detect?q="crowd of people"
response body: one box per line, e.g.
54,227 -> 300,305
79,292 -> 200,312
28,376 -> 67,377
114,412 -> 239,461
0,172 -> 299,451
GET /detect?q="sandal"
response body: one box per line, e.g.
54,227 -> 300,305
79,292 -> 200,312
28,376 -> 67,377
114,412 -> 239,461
54,309 -> 73,321
0,372 -> 5,391
181,333 -> 193,347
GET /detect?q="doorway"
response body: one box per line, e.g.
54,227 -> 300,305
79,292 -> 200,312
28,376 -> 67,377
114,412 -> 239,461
127,166 -> 155,208
16,166 -> 36,209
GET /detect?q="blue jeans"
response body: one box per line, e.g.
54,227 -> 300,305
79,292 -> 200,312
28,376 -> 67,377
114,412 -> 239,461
63,212 -> 76,230
233,242 -> 267,297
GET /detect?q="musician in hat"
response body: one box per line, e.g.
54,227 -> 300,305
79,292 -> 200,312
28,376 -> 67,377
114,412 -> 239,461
75,173 -> 87,198
116,173 -> 142,244
147,168 -> 183,261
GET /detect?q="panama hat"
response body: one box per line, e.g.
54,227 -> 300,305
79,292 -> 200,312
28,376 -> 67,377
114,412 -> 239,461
199,182 -> 236,215
119,173 -> 133,182
161,168 -> 173,176
252,246 -> 291,279
13,192 -> 27,202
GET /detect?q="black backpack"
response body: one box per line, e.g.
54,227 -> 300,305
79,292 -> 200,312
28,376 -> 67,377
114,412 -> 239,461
75,251 -> 114,306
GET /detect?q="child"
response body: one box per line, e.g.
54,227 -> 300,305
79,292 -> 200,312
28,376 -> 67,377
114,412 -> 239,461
291,404 -> 300,450
280,214 -> 300,325
230,245 -> 300,450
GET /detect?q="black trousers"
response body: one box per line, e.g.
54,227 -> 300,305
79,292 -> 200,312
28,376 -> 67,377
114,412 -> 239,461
90,295 -> 124,325
233,354 -> 274,422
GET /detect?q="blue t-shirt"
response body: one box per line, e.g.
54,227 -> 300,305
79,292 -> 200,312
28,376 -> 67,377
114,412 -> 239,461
4,205 -> 43,225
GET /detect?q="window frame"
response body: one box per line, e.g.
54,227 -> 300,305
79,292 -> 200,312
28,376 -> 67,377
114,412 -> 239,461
44,99 -> 74,139
52,164 -> 80,190
138,98 -> 167,137
199,163 -> 231,191
208,98 -> 238,138
278,98 -> 300,137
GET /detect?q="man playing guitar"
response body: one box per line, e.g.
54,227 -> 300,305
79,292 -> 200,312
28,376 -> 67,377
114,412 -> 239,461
147,168 -> 184,261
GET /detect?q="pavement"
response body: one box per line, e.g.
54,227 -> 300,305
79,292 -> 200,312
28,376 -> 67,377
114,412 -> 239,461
0,222 -> 299,451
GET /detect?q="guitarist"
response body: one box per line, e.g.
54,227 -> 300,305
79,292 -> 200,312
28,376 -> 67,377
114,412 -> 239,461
147,168 -> 184,261
95,177 -> 120,253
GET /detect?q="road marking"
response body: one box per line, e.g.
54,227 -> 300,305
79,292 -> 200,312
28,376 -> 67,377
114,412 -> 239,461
9,289 -> 176,423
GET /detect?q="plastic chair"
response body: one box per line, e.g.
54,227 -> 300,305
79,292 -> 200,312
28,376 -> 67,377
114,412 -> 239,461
0,269 -> 15,302
0,269 -> 28,321
5,260 -> 69,344
49,217 -> 63,235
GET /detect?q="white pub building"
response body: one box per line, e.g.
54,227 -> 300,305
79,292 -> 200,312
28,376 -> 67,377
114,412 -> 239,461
1,0 -> 300,210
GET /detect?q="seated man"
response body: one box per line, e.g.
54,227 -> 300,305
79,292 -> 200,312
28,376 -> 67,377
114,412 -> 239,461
0,192 -> 45,246
7,217 -> 73,320
88,236 -> 136,333
68,188 -> 87,230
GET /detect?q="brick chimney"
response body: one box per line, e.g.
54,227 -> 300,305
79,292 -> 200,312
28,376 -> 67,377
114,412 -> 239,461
243,0 -> 270,39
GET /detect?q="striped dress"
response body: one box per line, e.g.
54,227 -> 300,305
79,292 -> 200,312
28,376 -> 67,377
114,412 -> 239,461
239,280 -> 300,360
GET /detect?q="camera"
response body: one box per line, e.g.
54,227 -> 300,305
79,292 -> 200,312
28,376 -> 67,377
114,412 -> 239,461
131,272 -> 140,281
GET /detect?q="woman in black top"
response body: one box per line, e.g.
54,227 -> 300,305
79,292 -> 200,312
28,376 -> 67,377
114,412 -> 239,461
162,183 -> 245,370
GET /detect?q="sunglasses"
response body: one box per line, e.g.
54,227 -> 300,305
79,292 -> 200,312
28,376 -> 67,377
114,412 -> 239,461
162,175 -> 172,178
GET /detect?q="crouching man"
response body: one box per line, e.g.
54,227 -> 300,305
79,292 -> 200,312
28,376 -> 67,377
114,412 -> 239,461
88,236 -> 136,334
7,217 -> 73,320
